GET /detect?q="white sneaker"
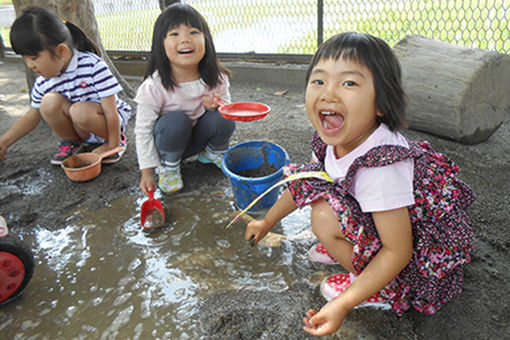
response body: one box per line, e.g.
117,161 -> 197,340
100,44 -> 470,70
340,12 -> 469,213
197,148 -> 223,168
158,166 -> 183,194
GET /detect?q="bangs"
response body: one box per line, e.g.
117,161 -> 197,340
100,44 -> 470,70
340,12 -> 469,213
306,32 -> 375,84
316,34 -> 369,66
165,5 -> 206,32
10,16 -> 44,55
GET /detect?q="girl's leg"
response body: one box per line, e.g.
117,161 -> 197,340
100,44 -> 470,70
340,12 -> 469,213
68,101 -> 112,141
152,111 -> 191,194
310,198 -> 355,273
182,110 -> 235,158
40,93 -> 112,141
312,199 -> 390,307
153,111 -> 192,166
39,92 -> 80,140
70,101 -> 127,164
40,93 -> 89,164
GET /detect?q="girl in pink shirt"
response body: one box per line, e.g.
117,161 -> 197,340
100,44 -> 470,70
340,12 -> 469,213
244,32 -> 475,336
134,3 -> 234,194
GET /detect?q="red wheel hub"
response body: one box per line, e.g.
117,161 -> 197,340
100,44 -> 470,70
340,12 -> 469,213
0,251 -> 26,303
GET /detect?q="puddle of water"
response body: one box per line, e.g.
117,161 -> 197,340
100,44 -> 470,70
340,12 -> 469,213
0,188 -> 313,339
0,168 -> 53,199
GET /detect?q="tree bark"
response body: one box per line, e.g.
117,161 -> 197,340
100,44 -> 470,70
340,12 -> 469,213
393,35 -> 510,144
0,35 -> 5,58
12,0 -> 134,98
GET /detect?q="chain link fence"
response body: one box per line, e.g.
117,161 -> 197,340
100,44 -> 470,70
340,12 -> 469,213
93,0 -> 509,56
1,0 -> 508,58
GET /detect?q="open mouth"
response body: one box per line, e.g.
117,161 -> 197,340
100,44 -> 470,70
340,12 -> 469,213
320,110 -> 344,130
178,48 -> 194,54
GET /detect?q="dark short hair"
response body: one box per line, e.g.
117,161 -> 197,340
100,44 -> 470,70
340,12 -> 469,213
306,32 -> 407,131
144,2 -> 229,90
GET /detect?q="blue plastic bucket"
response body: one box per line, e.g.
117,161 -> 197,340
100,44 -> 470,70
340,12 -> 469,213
222,140 -> 289,212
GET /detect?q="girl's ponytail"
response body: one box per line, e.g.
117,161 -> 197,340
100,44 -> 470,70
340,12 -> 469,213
64,21 -> 100,56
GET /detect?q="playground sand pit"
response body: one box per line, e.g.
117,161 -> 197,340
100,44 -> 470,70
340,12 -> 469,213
0,56 -> 509,339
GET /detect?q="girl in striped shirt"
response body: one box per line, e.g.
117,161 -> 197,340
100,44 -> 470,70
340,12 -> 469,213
0,7 -> 130,165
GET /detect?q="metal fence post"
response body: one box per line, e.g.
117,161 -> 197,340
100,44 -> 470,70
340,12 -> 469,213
317,0 -> 323,47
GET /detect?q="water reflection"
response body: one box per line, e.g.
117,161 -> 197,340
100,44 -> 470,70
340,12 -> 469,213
0,168 -> 53,199
0,189 -> 312,339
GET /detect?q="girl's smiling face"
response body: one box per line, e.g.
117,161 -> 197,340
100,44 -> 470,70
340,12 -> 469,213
164,23 -> 205,81
305,57 -> 383,158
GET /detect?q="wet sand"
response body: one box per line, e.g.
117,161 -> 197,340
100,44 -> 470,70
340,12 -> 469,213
0,56 -> 509,339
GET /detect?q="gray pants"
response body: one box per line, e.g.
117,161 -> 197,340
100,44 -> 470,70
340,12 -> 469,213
154,110 -> 235,166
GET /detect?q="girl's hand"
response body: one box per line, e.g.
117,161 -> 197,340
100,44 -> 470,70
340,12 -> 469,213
245,218 -> 273,246
139,169 -> 156,195
302,299 -> 349,337
202,94 -> 223,111
0,107 -> 42,162
244,189 -> 298,246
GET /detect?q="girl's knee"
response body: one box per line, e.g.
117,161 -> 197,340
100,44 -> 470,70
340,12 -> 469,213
222,117 -> 236,135
212,110 -> 236,133
68,102 -> 96,125
199,110 -> 235,146
310,199 -> 340,238
40,92 -> 69,116
154,111 -> 192,150
154,111 -> 191,135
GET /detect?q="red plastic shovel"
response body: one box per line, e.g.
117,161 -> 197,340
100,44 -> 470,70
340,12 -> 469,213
140,190 -> 165,230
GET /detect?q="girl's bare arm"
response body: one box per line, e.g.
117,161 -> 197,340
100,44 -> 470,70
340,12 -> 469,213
0,107 -> 41,160
100,95 -> 121,148
245,189 -> 298,244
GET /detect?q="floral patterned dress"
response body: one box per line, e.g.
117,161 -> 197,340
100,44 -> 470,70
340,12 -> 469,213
285,132 -> 475,315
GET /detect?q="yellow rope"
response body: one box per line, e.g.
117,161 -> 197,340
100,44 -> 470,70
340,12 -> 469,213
225,171 -> 333,229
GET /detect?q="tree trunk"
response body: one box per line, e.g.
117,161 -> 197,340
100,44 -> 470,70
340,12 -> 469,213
0,35 -> 5,58
12,0 -> 134,98
393,35 -> 510,144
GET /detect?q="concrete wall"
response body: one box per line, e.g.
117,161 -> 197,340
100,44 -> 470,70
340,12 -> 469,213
115,59 -> 308,89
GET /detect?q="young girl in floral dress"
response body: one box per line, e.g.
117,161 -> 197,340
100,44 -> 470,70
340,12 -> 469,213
244,32 -> 475,337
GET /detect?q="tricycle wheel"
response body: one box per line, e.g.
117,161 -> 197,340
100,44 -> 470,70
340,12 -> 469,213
0,234 -> 35,306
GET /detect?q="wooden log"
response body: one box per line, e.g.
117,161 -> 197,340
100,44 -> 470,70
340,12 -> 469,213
392,35 -> 510,144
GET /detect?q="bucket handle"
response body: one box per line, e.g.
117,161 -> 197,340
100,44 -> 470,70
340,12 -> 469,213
225,171 -> 333,229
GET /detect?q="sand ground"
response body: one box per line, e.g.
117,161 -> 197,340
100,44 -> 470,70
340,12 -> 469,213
0,55 -> 509,339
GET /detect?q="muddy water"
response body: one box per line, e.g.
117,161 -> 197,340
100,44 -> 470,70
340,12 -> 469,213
0,189 -> 313,339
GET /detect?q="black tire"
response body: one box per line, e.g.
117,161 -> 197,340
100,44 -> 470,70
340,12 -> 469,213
0,234 -> 35,306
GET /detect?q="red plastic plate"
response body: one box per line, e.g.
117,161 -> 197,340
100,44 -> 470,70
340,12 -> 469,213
219,102 -> 270,121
